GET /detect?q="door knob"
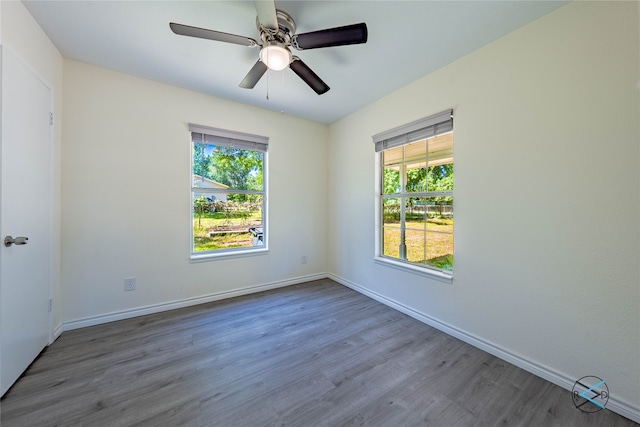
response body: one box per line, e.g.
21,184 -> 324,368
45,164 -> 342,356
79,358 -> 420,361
4,236 -> 28,247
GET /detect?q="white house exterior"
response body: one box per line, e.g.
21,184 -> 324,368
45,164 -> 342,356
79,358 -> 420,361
192,175 -> 228,202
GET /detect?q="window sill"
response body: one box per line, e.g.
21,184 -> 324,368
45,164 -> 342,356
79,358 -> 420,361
190,247 -> 268,263
374,257 -> 453,284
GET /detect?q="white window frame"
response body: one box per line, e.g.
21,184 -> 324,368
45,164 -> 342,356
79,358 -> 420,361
189,124 -> 268,261
373,110 -> 454,283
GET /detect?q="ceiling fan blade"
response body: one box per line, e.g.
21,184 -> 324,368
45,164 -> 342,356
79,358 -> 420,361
293,23 -> 368,50
254,0 -> 278,31
289,57 -> 330,95
239,60 -> 268,89
170,22 -> 259,47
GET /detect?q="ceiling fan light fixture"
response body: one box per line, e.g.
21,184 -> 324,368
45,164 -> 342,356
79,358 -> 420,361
260,42 -> 291,71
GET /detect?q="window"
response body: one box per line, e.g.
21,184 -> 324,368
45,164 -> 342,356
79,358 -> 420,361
374,110 -> 453,275
190,124 -> 268,257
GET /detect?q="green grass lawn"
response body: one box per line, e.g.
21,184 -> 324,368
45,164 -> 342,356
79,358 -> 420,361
195,207 -> 452,271
193,210 -> 262,252
383,217 -> 453,270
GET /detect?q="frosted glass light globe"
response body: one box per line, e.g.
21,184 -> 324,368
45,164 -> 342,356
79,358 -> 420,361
260,44 -> 291,71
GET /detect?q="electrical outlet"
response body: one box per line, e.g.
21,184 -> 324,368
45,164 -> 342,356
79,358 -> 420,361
124,277 -> 136,291
301,256 -> 308,264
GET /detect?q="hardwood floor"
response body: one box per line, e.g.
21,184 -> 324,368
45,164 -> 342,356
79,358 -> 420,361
1,279 -> 636,426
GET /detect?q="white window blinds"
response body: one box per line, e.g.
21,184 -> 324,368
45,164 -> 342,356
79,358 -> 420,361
372,109 -> 453,152
189,124 -> 269,152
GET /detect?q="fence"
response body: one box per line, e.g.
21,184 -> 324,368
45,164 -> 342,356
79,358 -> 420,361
384,202 -> 453,219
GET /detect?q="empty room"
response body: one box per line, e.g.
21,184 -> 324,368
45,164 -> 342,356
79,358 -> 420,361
0,0 -> 638,425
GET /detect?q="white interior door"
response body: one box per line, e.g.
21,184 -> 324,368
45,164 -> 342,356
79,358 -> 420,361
0,46 -> 52,397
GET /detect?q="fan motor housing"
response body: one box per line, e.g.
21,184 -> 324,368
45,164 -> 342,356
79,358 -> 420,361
257,9 -> 296,45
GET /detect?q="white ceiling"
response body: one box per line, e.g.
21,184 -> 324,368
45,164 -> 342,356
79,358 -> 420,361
23,1 -> 567,124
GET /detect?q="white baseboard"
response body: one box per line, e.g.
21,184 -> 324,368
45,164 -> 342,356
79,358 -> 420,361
63,273 -> 328,331
329,273 -> 640,424
52,323 -> 64,341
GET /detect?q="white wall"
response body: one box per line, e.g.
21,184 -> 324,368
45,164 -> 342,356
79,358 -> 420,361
328,0 -> 640,417
1,0 -> 64,335
61,60 -> 328,324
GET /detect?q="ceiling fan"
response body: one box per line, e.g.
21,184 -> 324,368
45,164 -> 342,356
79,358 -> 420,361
169,0 -> 368,95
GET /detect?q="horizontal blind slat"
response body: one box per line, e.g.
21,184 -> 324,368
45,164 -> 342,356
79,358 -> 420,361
373,109 -> 453,152
189,124 -> 268,152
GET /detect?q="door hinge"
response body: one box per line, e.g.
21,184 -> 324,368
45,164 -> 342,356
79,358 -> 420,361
48,298 -> 52,312
50,112 -> 53,126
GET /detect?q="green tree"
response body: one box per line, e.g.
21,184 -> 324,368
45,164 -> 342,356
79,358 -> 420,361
193,196 -> 208,228
193,143 -> 209,177
428,163 -> 454,214
406,168 -> 426,192
383,163 -> 453,194
383,168 -> 400,194
207,146 -> 263,202
428,164 -> 453,192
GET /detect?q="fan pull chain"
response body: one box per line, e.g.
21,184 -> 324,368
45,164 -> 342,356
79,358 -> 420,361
281,68 -> 285,114
265,48 -> 270,101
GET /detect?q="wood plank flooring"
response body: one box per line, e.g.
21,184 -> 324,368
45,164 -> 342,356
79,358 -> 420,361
1,279 -> 637,426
